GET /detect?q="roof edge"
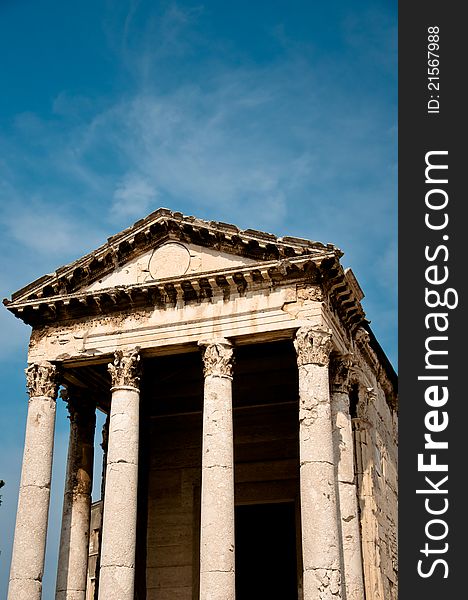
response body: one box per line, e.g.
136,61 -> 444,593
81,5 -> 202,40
8,208 -> 343,304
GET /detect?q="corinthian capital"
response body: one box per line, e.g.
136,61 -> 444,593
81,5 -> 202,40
108,348 -> 141,389
294,326 -> 333,367
60,386 -> 95,426
331,354 -> 355,392
198,339 -> 234,378
25,362 -> 60,399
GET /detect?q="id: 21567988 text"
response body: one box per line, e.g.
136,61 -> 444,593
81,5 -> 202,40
427,26 -> 440,114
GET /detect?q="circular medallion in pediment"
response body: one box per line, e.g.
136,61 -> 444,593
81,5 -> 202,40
149,242 -> 191,279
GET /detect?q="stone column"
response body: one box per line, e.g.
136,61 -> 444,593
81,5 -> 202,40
198,339 -> 235,600
294,326 -> 342,599
55,388 -> 96,600
97,348 -> 141,600
330,358 -> 365,600
8,362 -> 60,600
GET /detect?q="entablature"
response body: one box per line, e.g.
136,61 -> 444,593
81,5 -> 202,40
7,254 -> 365,333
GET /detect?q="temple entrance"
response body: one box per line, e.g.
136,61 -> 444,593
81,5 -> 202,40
235,502 -> 298,600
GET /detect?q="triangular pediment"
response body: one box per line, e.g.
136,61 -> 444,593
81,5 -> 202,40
7,208 -> 338,306
85,241 -> 260,292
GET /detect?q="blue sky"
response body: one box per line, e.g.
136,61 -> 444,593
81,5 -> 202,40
0,1 -> 397,596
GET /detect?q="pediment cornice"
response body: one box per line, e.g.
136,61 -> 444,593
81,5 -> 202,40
4,252 -> 365,332
3,208 -> 369,332
6,208 -> 341,307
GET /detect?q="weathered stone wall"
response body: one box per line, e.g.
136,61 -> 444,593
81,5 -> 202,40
352,353 -> 398,600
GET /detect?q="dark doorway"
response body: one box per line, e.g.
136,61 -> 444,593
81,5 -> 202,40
235,502 -> 298,599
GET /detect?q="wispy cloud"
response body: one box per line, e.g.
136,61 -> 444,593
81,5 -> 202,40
34,55 -> 394,237
112,173 -> 158,220
2,201 -> 103,255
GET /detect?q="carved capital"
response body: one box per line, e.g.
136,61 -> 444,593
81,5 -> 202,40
25,362 -> 59,399
60,386 -> 95,426
354,326 -> 380,371
108,348 -> 141,389
355,327 -> 370,345
353,387 -> 377,421
198,339 -> 234,378
294,326 -> 333,367
331,354 -> 355,392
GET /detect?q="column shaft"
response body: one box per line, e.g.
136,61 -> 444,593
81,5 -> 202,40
331,361 -> 365,600
8,363 -> 59,600
55,391 -> 96,600
294,327 -> 342,599
199,340 -> 235,600
98,349 -> 141,600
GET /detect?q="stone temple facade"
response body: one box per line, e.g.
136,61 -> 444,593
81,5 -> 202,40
4,209 -> 398,600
